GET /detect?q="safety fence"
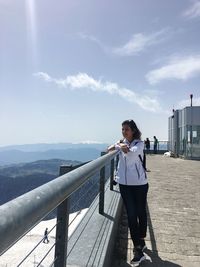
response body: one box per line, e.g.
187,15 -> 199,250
146,140 -> 169,154
0,150 -> 119,267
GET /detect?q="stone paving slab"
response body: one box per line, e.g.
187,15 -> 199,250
112,155 -> 200,267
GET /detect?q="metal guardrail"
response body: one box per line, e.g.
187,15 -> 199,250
0,150 -> 118,266
148,140 -> 169,151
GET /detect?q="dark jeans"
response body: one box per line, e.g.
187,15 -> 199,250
119,183 -> 149,247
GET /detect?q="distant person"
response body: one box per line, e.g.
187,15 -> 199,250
153,136 -> 158,154
145,138 -> 150,154
107,119 -> 148,266
43,228 -> 49,243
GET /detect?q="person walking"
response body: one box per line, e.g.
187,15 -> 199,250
108,119 -> 148,266
153,136 -> 158,154
43,228 -> 49,243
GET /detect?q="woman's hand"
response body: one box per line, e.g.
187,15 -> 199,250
120,143 -> 129,153
107,141 -> 129,153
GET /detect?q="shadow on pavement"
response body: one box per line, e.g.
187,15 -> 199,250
141,249 -> 182,266
145,203 -> 181,267
112,203 -> 182,267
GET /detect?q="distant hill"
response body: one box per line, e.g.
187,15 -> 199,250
0,158 -> 102,219
0,144 -> 109,218
0,159 -> 81,205
0,159 -> 81,177
0,142 -> 108,152
0,147 -> 106,166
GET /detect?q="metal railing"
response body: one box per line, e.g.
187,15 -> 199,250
0,150 -> 118,266
145,140 -> 169,153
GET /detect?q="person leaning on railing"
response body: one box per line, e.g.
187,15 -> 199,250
107,119 -> 148,266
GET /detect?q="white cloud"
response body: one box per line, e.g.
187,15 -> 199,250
177,97 -> 200,109
33,72 -> 52,82
78,32 -> 108,53
113,29 -> 169,56
78,29 -> 169,57
78,33 -> 101,46
146,55 -> 200,84
183,1 -> 200,19
34,72 -> 162,113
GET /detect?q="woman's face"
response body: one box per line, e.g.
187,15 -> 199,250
122,124 -> 134,141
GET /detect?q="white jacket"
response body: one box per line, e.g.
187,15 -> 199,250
115,139 -> 147,186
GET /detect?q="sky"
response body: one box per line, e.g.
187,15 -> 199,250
1,0 -> 200,146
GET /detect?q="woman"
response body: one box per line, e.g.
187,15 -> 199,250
108,119 -> 148,266
153,136 -> 158,154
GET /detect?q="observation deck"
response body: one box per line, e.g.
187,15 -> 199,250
112,155 -> 200,267
0,153 -> 199,267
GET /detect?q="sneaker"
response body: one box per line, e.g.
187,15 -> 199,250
131,248 -> 146,266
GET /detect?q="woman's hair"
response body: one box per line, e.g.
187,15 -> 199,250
122,119 -> 141,140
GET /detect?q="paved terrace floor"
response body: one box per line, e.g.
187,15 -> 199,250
112,155 -> 200,267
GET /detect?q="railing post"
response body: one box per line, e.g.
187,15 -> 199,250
99,152 -> 106,214
54,166 -> 72,267
110,158 -> 115,191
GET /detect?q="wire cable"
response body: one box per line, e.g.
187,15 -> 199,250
16,221 -> 59,267
35,243 -> 56,267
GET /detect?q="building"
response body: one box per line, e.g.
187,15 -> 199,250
168,106 -> 200,160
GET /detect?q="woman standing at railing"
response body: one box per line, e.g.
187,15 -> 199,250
153,136 -> 158,154
108,119 -> 148,266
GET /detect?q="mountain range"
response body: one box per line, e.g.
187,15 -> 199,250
0,157 -> 102,220
0,143 -> 109,217
0,159 -> 81,205
0,142 -> 108,166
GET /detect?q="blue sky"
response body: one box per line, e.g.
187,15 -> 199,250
1,0 -> 200,146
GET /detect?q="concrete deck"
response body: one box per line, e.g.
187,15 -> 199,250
112,155 -> 200,267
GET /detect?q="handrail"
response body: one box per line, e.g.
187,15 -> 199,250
0,150 -> 118,256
